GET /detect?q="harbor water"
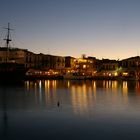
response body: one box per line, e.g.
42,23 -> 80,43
1,80 -> 140,140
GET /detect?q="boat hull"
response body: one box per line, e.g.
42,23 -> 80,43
0,63 -> 27,83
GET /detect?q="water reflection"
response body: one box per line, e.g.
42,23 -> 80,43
122,81 -> 128,94
24,80 -> 140,115
1,88 -> 8,139
135,81 -> 140,94
25,80 -> 69,109
70,81 -> 96,115
2,80 -> 140,139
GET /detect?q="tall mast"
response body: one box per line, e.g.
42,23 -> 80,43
4,23 -> 12,62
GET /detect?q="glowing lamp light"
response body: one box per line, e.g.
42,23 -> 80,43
123,72 -> 128,76
83,65 -> 86,69
114,72 -> 118,76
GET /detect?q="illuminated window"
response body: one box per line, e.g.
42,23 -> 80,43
114,72 -> 118,76
83,65 -> 86,69
76,65 -> 79,68
123,72 -> 128,76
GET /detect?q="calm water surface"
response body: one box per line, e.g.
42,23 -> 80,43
1,80 -> 140,140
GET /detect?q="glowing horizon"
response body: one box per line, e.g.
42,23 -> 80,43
0,0 -> 140,60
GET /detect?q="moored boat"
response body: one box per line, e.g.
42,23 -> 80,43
0,23 -> 27,83
0,62 -> 26,83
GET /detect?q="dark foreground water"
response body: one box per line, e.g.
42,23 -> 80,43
1,80 -> 140,140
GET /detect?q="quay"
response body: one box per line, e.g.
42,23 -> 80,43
24,72 -> 138,81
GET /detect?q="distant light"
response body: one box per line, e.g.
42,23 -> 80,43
123,72 -> 128,76
83,65 -> 86,69
114,72 -> 118,76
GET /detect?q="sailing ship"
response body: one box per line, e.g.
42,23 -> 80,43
0,23 -> 27,83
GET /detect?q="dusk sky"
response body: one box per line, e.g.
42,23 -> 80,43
0,0 -> 140,59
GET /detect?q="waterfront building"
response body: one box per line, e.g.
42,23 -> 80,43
0,47 -> 27,64
120,56 -> 140,79
65,56 -> 75,68
64,56 -> 76,74
24,50 -> 36,69
0,45 -> 140,80
121,56 -> 140,68
41,54 -> 52,70
73,56 -> 97,76
97,59 -> 119,77
52,55 -> 65,74
0,47 -> 10,62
